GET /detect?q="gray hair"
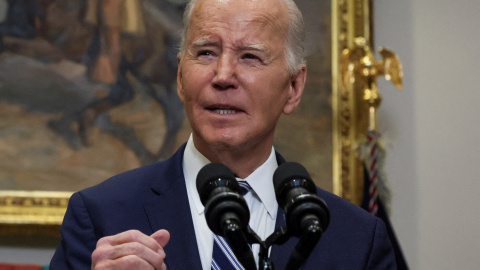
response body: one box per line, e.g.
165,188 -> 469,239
179,0 -> 305,75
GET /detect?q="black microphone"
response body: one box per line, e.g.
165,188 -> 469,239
273,162 -> 330,270
196,163 -> 257,270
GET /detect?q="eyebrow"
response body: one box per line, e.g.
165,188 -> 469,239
240,44 -> 269,54
191,38 -> 269,54
192,38 -> 215,47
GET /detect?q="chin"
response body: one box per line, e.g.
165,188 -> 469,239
209,136 -> 242,149
204,133 -> 248,151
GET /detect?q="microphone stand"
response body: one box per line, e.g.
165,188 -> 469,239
221,217 -> 257,270
283,219 -> 323,270
243,226 -> 275,270
243,223 -> 323,270
244,226 -> 291,270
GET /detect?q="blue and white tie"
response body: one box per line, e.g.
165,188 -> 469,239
211,180 -> 252,270
237,180 -> 252,196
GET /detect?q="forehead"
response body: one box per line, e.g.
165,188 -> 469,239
188,0 -> 288,45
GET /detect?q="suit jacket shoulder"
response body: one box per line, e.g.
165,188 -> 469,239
291,188 -> 397,269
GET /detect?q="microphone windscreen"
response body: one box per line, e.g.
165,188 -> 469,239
196,162 -> 237,204
273,162 -> 316,204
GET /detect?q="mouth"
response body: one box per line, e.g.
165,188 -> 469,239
207,106 -> 243,115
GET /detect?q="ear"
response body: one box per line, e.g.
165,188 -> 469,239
283,64 -> 307,115
176,52 -> 186,104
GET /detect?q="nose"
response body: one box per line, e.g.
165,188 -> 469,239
212,53 -> 238,90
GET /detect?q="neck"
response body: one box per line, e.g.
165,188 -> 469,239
193,137 -> 273,179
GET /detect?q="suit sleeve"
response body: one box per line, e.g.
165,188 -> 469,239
365,218 -> 397,270
50,192 -> 98,269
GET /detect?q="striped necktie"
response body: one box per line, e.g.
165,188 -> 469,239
237,180 -> 252,196
211,180 -> 252,270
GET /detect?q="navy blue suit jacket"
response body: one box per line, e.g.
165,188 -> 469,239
51,145 -> 396,269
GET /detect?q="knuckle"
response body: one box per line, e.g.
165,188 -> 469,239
92,263 -> 108,270
91,250 -> 100,263
155,255 -> 166,268
96,236 -> 109,248
122,255 -> 136,265
92,259 -> 115,270
152,248 -> 167,268
158,249 -> 166,261
125,229 -> 142,241
91,246 -> 108,263
127,241 -> 144,254
120,255 -> 147,268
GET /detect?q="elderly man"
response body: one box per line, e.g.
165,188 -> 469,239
50,0 -> 396,269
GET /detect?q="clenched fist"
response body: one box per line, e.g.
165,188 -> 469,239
91,229 -> 170,270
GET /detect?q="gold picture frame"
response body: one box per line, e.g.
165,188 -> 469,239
332,0 -> 374,205
0,0 -> 373,237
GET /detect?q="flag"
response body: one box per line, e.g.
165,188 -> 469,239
360,130 -> 409,270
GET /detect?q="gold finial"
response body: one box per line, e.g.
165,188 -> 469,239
340,37 -> 403,131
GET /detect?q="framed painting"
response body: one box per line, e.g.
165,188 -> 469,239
0,0 -> 373,237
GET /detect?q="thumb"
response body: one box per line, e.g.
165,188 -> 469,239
151,229 -> 170,248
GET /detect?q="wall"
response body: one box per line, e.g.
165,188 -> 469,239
375,0 -> 480,269
0,247 -> 55,265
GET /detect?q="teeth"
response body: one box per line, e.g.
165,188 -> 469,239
214,108 -> 237,114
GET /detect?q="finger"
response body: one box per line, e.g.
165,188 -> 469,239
93,254 -> 155,270
151,230 -> 169,270
112,242 -> 166,263
99,230 -> 162,252
151,229 -> 171,248
92,242 -> 166,269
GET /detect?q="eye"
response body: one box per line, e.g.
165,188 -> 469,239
242,53 -> 260,60
196,50 -> 216,62
198,50 -> 215,57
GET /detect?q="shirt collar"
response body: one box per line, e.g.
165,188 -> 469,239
183,135 -> 278,218
239,149 -> 278,219
183,135 -> 211,215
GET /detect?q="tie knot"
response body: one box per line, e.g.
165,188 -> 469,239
237,180 -> 252,196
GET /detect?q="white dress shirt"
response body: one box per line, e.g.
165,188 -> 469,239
182,135 -> 279,270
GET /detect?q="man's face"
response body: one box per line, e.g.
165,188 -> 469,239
177,0 -> 305,157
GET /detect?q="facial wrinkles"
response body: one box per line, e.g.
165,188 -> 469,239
187,0 -> 287,59
231,9 -> 286,50
182,0 -> 292,92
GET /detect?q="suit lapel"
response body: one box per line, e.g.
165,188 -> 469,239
142,145 -> 203,270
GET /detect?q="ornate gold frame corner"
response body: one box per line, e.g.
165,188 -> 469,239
332,0 -> 373,205
0,191 -> 72,236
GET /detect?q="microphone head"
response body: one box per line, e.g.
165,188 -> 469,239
196,162 -> 250,235
273,162 -> 330,236
196,162 -> 239,205
273,162 -> 317,207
